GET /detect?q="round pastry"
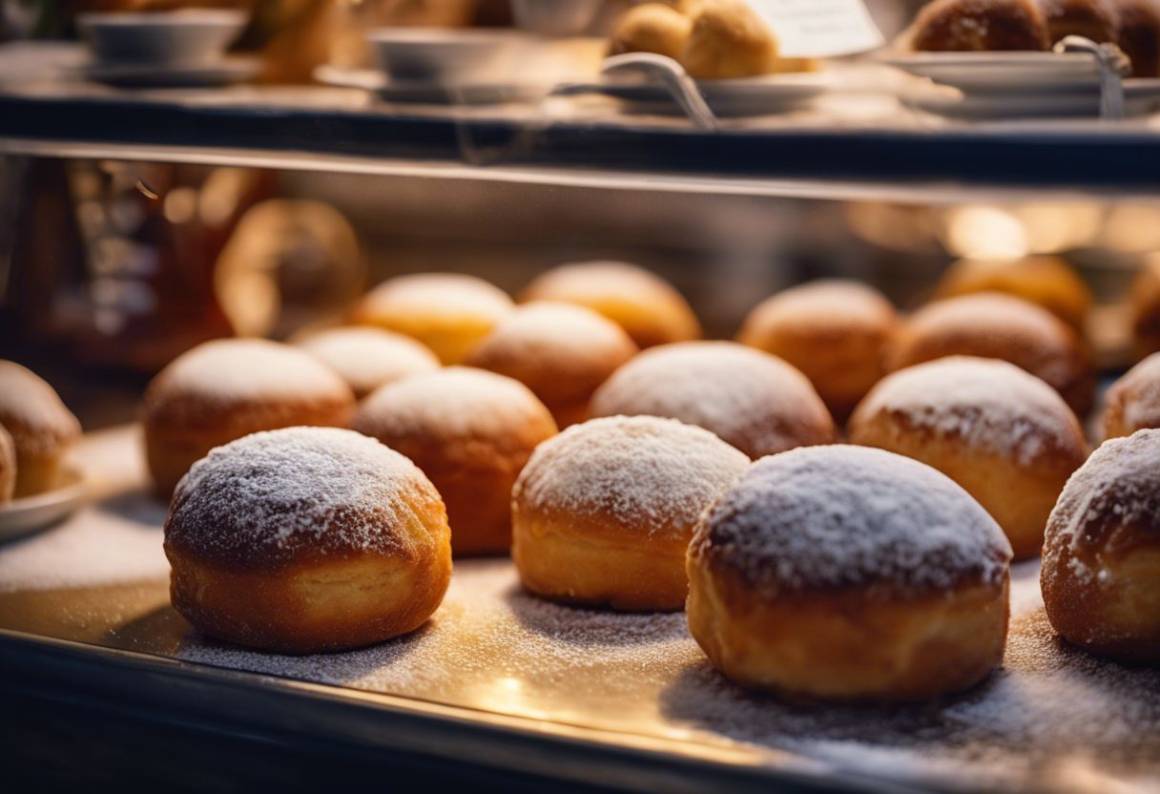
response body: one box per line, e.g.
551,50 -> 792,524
907,0 -> 1051,52
1101,353 -> 1160,438
736,281 -> 899,421
1131,255 -> 1160,356
1042,0 -> 1121,45
353,273 -> 515,365
353,367 -> 557,556
933,256 -> 1093,333
849,356 -> 1089,560
681,0 -> 779,78
164,427 -> 451,654
512,416 -> 749,611
143,339 -> 356,498
521,262 -> 701,350
609,3 -> 692,59
888,293 -> 1094,416
465,303 -> 638,428
0,360 -> 81,498
687,445 -> 1013,701
0,425 -> 15,505
589,341 -> 834,459
296,326 -> 440,400
1042,428 -> 1160,663
1115,0 -> 1160,77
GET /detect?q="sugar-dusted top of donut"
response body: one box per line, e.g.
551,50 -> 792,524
744,280 -> 897,333
590,342 -> 832,458
359,273 -> 514,320
470,302 -> 637,366
297,327 -> 439,397
165,427 -> 443,570
1105,353 -> 1160,434
0,360 -> 81,453
695,445 -> 1012,595
524,261 -> 684,304
854,356 -> 1086,466
513,415 -> 749,540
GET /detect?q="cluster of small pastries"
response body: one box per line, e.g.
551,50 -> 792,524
0,360 -> 81,499
164,427 -> 451,654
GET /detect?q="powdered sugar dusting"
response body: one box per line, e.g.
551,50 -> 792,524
514,416 -> 749,539
525,261 -> 681,303
470,302 -> 636,370
165,427 -> 437,568
360,273 -> 514,320
296,327 -> 439,397
855,357 -> 1086,466
590,342 -> 832,458
1106,353 -> 1160,435
697,445 -> 1012,593
0,360 -> 81,451
746,280 -> 896,330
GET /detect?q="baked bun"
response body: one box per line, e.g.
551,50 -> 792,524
1042,0 -> 1121,44
681,0 -> 780,78
521,262 -> 700,350
1115,0 -> 1160,77
353,273 -> 514,365
1042,428 -> 1160,663
512,416 -> 749,611
165,427 -> 451,654
0,361 -> 81,497
737,281 -> 899,421
907,0 -> 1051,51
688,445 -> 1013,701
850,356 -> 1088,559
609,3 -> 692,59
466,303 -> 638,428
296,326 -> 439,400
1131,254 -> 1160,357
889,293 -> 1094,416
143,339 -> 356,498
353,367 -> 557,556
933,256 -> 1092,333
1101,353 -> 1160,438
0,425 -> 15,505
589,341 -> 834,458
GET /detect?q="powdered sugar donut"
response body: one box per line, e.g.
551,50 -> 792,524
512,415 -> 749,611
296,326 -> 439,399
466,302 -> 638,428
353,273 -> 514,364
165,427 -> 451,654
0,360 -> 81,497
353,367 -> 557,556
0,425 -> 15,505
850,356 -> 1089,559
688,445 -> 1012,701
1102,353 -> 1160,439
590,342 -> 834,458
1042,429 -> 1160,663
143,339 -> 356,498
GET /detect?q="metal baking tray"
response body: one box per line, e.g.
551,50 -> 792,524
1,427 -> 1157,793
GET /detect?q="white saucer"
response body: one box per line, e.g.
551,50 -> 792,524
882,51 -> 1103,93
904,78 -> 1160,118
314,64 -> 547,104
596,71 -> 833,116
82,58 -> 259,88
0,466 -> 87,542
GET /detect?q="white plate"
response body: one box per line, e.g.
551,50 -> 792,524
314,65 -> 547,104
883,51 -> 1103,93
78,10 -> 247,67
0,466 -> 87,542
905,78 -> 1160,118
598,72 -> 833,116
82,58 -> 259,88
367,28 -> 534,83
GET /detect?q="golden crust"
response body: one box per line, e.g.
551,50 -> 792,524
681,0 -> 779,79
0,425 -> 14,505
1102,353 -> 1160,438
934,256 -> 1093,333
908,0 -> 1051,52
609,3 -> 693,60
0,361 -> 81,497
1131,256 -> 1160,357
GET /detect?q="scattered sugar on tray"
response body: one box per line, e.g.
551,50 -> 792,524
360,273 -> 513,320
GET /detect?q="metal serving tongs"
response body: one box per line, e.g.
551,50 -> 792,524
1053,35 -> 1131,120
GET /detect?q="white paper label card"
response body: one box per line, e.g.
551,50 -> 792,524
746,0 -> 885,58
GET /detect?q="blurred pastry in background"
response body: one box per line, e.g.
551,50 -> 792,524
905,0 -> 1051,51
609,3 -> 692,59
1041,0 -> 1122,45
295,327 -> 440,400
889,293 -> 1094,415
353,273 -> 514,365
143,339 -> 356,497
0,426 -> 14,505
1101,352 -> 1160,438
681,0 -> 780,78
1115,0 -> 1160,77
0,362 -> 82,498
737,281 -> 899,422
521,262 -> 700,349
466,303 -> 638,428
1131,253 -> 1160,356
933,255 -> 1093,334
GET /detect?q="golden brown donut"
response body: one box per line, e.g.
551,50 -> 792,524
933,256 -> 1093,333
1131,254 -> 1160,357
521,262 -> 701,350
688,445 -> 1013,701
589,341 -> 834,458
850,356 -> 1089,560
1041,0 -> 1121,44
0,360 -> 81,498
465,303 -> 637,429
143,339 -> 356,498
295,326 -> 440,400
907,0 -> 1052,51
0,425 -> 15,505
681,0 -> 779,78
353,367 -> 557,556
1101,353 -> 1160,438
736,281 -> 899,421
889,293 -> 1094,416
352,273 -> 514,365
512,416 -> 749,611
165,427 -> 451,654
609,3 -> 693,60
1042,428 -> 1160,663
1115,0 -> 1160,77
